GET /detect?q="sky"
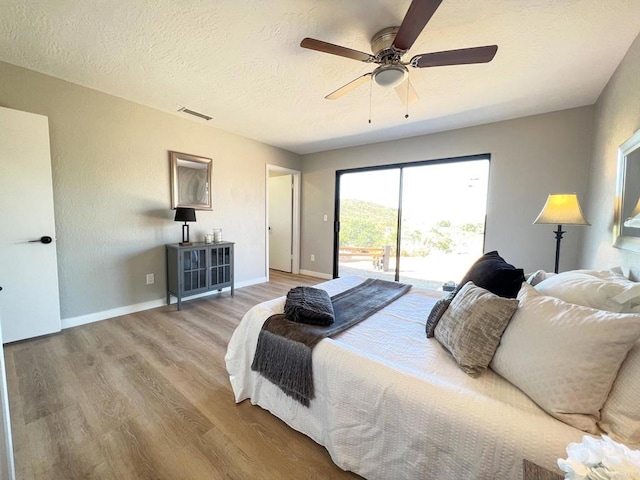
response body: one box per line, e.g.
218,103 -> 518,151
340,159 -> 490,226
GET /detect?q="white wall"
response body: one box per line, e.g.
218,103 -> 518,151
579,32 -> 640,276
301,107 -> 594,278
0,60 -> 302,321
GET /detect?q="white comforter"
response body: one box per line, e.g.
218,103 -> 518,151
225,276 -> 584,479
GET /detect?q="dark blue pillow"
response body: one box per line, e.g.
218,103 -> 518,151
458,251 -> 525,299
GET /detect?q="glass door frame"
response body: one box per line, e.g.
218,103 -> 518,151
333,153 -> 491,279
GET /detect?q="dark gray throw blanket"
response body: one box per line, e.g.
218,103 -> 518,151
251,278 -> 411,406
284,286 -> 335,326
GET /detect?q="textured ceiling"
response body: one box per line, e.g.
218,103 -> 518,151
0,1 -> 639,154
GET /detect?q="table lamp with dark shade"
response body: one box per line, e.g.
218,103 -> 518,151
534,193 -> 590,274
174,207 -> 196,246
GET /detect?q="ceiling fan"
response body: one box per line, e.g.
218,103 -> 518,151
300,0 -> 498,105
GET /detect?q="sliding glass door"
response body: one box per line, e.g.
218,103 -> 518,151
335,156 -> 490,288
398,160 -> 489,287
335,169 -> 400,280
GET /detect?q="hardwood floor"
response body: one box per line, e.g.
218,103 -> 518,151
5,271 -> 363,479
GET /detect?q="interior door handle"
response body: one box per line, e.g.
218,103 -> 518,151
29,236 -> 53,244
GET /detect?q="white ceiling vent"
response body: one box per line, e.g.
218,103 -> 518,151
177,107 -> 212,121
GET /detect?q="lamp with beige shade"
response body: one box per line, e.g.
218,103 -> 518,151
534,194 -> 590,274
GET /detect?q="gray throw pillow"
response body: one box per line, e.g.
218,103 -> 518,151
434,281 -> 519,377
425,290 -> 458,338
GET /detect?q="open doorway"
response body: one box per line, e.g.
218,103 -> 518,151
266,165 -> 301,277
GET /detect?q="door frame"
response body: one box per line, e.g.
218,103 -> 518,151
266,165 -> 301,277
0,313 -> 15,480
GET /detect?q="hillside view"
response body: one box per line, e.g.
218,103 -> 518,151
339,199 -> 484,257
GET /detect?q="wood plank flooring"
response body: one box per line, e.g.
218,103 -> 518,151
5,271 -> 363,479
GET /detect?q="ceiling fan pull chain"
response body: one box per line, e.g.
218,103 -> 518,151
405,79 -> 410,119
368,76 -> 373,124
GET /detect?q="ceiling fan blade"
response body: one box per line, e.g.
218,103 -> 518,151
301,38 -> 375,63
325,73 -> 373,100
395,79 -> 419,105
393,0 -> 443,51
411,45 -> 498,68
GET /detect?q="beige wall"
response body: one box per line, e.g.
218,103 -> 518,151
579,32 -> 640,276
301,107 -> 594,278
0,61 -> 302,321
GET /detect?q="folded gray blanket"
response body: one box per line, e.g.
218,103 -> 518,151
251,278 -> 411,406
284,286 -> 334,326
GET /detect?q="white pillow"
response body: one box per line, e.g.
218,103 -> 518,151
534,270 -> 640,313
526,269 -> 555,286
590,270 -> 640,306
570,269 -> 640,307
598,339 -> 640,446
491,283 -> 640,433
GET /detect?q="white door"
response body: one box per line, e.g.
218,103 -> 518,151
0,314 -> 15,480
268,174 -> 293,272
0,106 -> 61,343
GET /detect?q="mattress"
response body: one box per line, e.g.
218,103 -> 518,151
225,276 -> 584,479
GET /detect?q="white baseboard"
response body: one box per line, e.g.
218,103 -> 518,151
61,276 -> 268,330
299,269 -> 332,280
62,299 -> 166,329
237,277 -> 269,288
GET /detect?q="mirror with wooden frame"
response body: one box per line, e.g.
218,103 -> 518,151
170,151 -> 212,210
613,129 -> 640,252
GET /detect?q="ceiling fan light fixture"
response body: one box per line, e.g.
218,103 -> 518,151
373,65 -> 408,88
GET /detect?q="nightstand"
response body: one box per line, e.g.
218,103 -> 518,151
523,460 -> 563,480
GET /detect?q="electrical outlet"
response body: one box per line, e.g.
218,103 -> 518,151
146,273 -> 154,285
311,254 -> 315,262
323,214 -> 328,222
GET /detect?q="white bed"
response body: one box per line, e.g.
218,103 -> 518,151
225,276 -> 585,479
